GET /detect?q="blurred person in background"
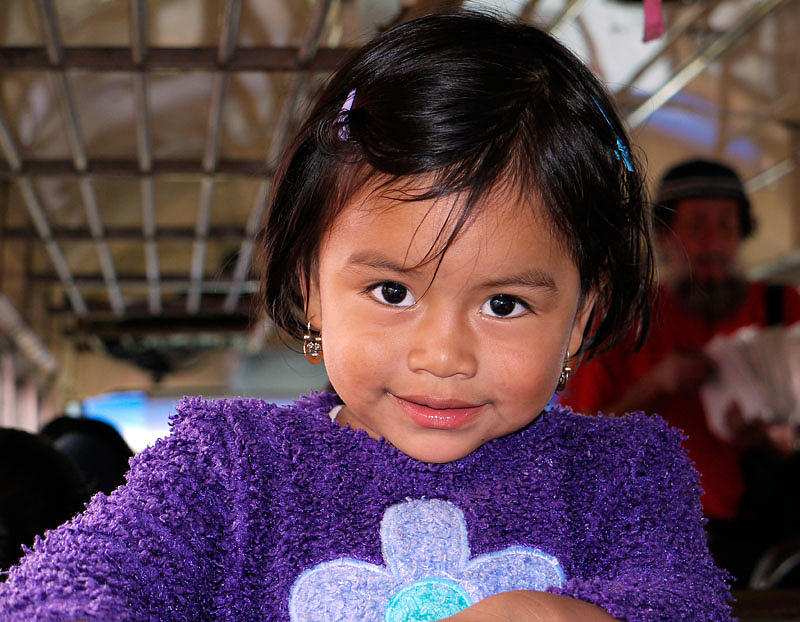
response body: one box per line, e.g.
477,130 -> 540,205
0,428 -> 87,577
40,416 -> 134,497
559,158 -> 800,587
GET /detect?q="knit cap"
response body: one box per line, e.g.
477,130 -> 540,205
655,158 -> 753,236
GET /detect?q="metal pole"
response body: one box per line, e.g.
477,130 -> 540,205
141,178 -> 162,314
38,0 -> 124,314
518,0 -> 541,24
0,99 -> 87,315
131,0 -> 161,315
626,0 -> 790,129
745,158 -> 796,194
187,177 -> 214,313
223,181 -> 269,312
18,176 -> 87,315
614,0 -> 723,98
223,0 -> 334,314
548,0 -> 589,36
188,0 -> 242,314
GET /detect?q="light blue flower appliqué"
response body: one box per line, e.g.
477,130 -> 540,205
289,498 -> 565,622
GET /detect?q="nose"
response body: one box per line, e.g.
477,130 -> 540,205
701,224 -> 728,252
407,307 -> 478,379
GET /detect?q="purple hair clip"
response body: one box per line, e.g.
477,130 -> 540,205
337,89 -> 357,140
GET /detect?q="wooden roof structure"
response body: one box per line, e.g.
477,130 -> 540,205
0,0 -> 798,350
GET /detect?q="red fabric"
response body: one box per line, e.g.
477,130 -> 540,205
643,0 -> 665,42
559,282 -> 800,520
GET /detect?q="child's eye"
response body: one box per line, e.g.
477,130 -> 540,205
480,294 -> 529,318
369,282 -> 416,307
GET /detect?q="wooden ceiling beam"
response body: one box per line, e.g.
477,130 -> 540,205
5,226 -> 248,242
0,46 -> 356,72
31,272 -> 259,291
0,158 -> 272,178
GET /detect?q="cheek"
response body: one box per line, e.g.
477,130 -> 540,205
678,234 -> 702,256
487,343 -> 561,400
663,238 -> 690,265
722,236 -> 741,257
322,321 -> 400,394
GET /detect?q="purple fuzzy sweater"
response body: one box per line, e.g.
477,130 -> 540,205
0,393 -> 732,621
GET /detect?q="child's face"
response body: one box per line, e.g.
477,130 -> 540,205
307,181 -> 594,463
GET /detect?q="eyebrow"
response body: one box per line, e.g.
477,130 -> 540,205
480,270 -> 558,294
345,251 -> 558,293
345,251 -> 424,275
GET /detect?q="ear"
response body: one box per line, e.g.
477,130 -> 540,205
303,267 -> 323,331
566,289 -> 598,357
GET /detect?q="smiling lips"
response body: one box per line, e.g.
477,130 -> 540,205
392,394 -> 484,430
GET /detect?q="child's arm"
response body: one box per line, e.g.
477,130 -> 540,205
443,590 -> 618,621
0,398 -> 234,620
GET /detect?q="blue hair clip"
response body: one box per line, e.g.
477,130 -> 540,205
336,88 -> 357,141
593,98 -> 634,173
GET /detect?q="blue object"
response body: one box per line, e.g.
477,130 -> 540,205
593,98 -> 634,172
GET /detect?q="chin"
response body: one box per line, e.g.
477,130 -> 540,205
395,437 -> 479,464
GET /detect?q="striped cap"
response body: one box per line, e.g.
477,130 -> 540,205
654,158 -> 753,236
656,159 -> 747,206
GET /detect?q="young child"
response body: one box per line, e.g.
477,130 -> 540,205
0,11 -> 731,622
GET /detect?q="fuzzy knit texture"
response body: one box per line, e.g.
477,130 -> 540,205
0,392 -> 733,621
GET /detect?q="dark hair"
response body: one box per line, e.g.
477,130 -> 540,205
654,158 -> 755,238
0,428 -> 88,574
260,11 -> 653,358
39,416 -> 134,496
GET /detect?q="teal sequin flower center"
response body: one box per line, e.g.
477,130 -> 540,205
385,578 -> 472,621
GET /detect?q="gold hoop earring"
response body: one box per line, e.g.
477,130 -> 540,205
303,322 -> 323,364
556,351 -> 572,392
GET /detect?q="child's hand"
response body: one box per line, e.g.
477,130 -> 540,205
440,590 -> 618,622
724,401 -> 799,456
439,591 -> 513,622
